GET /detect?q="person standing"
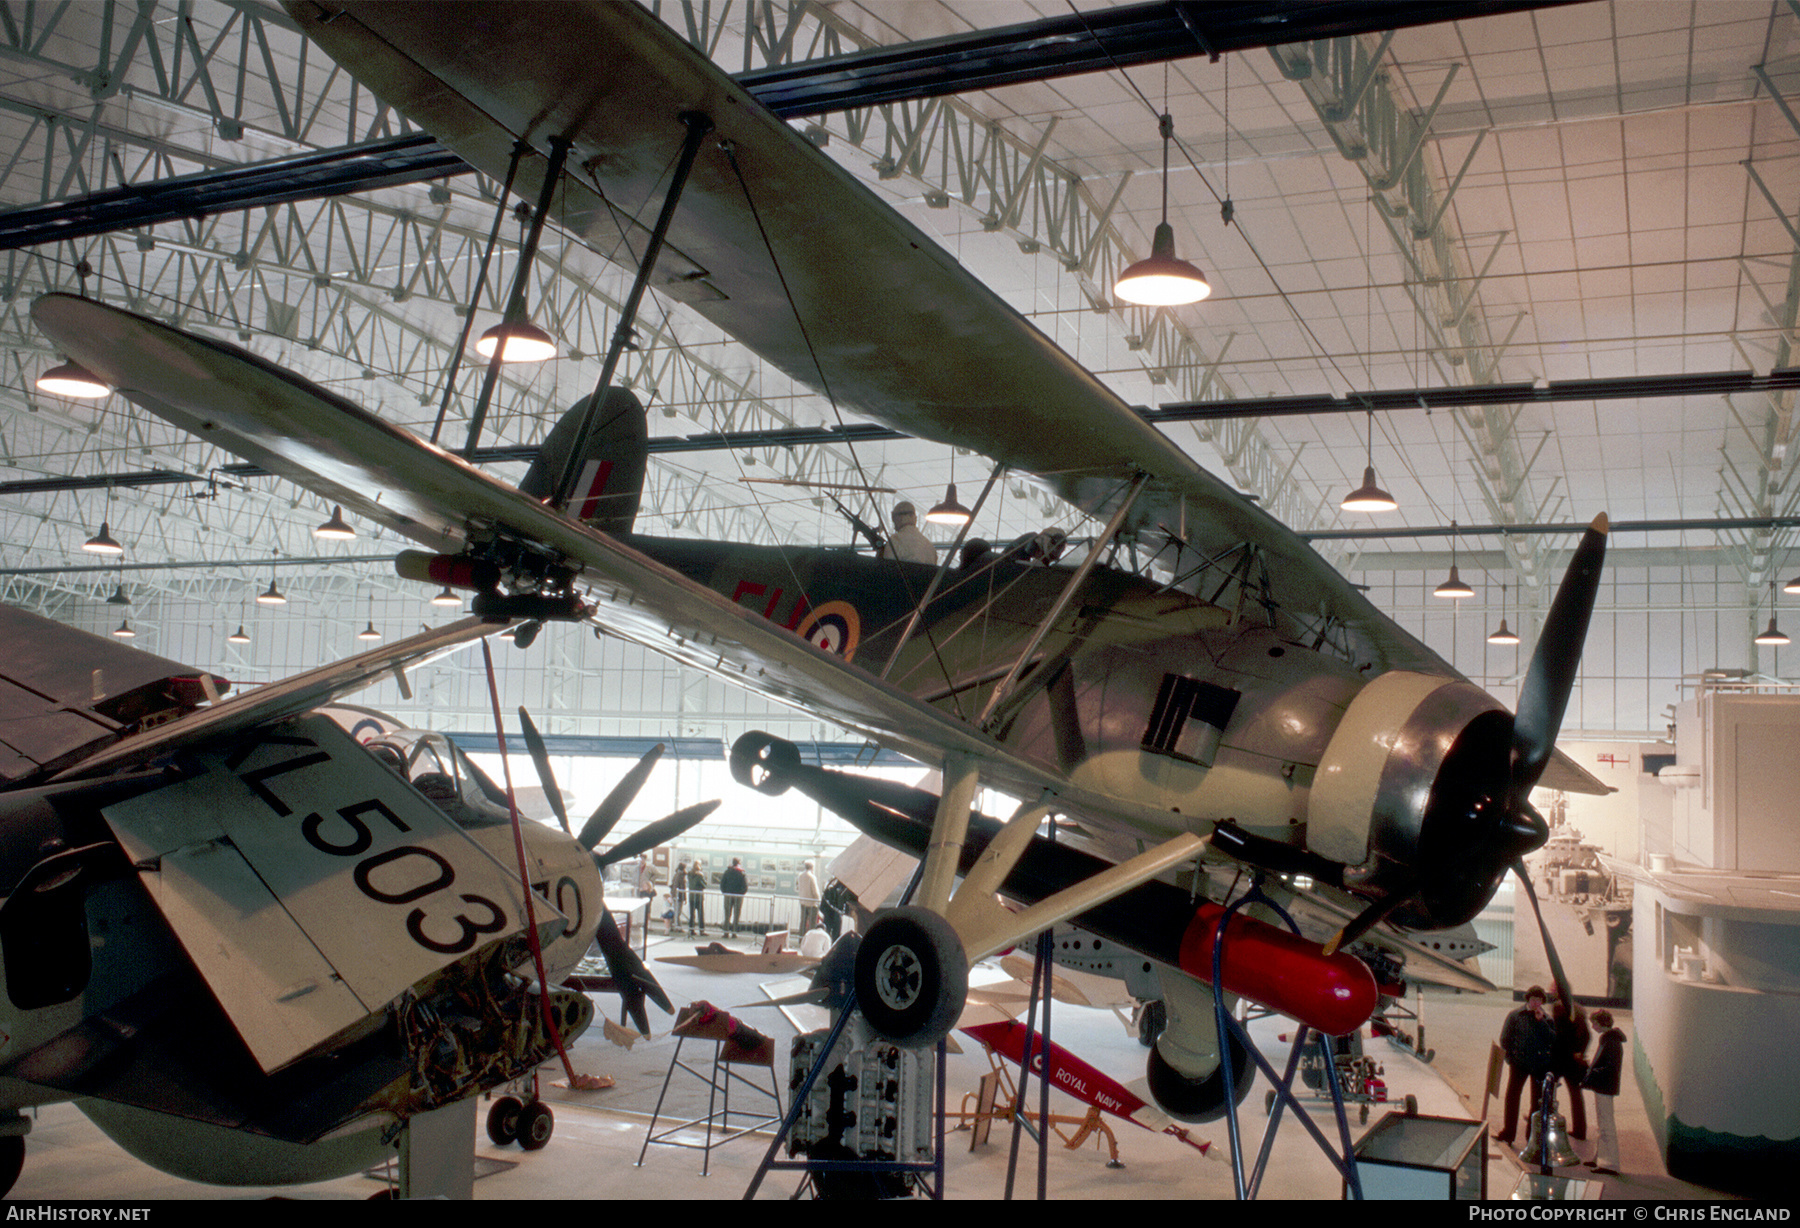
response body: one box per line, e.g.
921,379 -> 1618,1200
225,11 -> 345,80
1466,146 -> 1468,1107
1583,1009 -> 1625,1175
687,862 -> 707,936
670,860 -> 688,937
796,861 -> 820,934
720,857 -> 748,937
1553,991 -> 1592,1141
1495,986 -> 1557,1146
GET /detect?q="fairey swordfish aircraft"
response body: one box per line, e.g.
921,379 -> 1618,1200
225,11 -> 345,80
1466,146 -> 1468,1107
34,0 -> 1609,1128
0,606 -> 705,1192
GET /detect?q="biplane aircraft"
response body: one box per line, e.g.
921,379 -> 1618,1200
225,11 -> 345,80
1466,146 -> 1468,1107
33,0 -> 1608,1129
0,607 -> 697,1192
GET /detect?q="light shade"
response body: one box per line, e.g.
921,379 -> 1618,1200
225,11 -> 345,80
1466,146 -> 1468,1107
476,301 -> 556,363
37,359 -> 110,399
1785,576 -> 1800,595
1434,566 -> 1475,599
227,624 -> 251,644
430,585 -> 463,607
256,579 -> 286,605
1114,222 -> 1212,306
1341,467 -> 1397,513
925,482 -> 972,526
313,505 -> 355,540
1756,616 -> 1789,646
111,619 -> 135,638
82,521 -> 123,555
1487,618 -> 1520,645
106,584 -> 130,606
357,621 -> 381,641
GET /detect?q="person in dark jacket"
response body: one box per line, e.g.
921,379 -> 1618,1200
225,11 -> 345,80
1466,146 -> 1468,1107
687,863 -> 708,936
1553,991 -> 1591,1140
1496,985 -> 1557,1145
720,858 -> 748,937
1583,1009 -> 1625,1174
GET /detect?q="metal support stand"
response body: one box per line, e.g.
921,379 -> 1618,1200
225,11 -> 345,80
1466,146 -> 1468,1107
637,1033 -> 783,1177
1210,876 -> 1365,1199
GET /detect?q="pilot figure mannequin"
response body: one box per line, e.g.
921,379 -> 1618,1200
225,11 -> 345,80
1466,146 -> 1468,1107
882,501 -> 937,565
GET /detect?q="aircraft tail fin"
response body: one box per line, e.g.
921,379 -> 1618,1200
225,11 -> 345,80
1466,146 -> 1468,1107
519,386 -> 647,533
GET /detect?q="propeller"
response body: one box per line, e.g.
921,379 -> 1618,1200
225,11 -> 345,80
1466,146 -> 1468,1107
514,707 -> 721,1032
1325,514 -> 1609,956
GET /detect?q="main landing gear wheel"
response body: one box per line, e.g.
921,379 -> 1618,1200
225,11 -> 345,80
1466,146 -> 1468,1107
1145,1028 -> 1255,1124
486,1096 -> 523,1146
517,1101 -> 555,1151
854,906 -> 968,1047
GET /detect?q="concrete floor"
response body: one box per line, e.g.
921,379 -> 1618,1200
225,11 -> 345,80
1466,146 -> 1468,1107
4,928 -> 1742,1201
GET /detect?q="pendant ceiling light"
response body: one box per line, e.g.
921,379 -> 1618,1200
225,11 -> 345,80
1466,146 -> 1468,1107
1786,575 -> 1800,595
357,590 -> 381,641
256,573 -> 286,605
1114,113 -> 1212,307
926,482 -> 972,527
431,585 -> 463,607
1341,409 -> 1396,512
227,624 -> 251,644
82,520 -> 123,555
1756,581 -> 1789,646
1487,582 -> 1520,644
313,505 -> 355,540
37,358 -> 110,399
476,298 -> 556,363
111,619 -> 135,638
106,583 -> 130,607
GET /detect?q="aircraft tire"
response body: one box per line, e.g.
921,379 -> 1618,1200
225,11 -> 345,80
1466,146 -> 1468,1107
486,1096 -> 523,1146
854,906 -> 967,1048
517,1102 -> 554,1151
1137,1000 -> 1166,1048
0,1136 -> 20,1197
1145,1028 -> 1255,1123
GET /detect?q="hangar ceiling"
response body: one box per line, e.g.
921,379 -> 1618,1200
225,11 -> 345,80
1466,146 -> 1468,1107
0,0 -> 1794,730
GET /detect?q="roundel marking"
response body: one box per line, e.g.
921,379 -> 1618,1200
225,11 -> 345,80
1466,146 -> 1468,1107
349,718 -> 385,743
797,601 -> 860,662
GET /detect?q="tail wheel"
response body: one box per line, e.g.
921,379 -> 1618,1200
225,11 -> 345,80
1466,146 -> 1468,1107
518,1101 -> 555,1151
485,1096 -> 523,1146
854,907 -> 967,1047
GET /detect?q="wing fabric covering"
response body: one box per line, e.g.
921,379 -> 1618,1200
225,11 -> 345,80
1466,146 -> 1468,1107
284,0 -> 1445,679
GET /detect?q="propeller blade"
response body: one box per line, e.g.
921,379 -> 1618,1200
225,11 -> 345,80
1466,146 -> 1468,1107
1512,514 -> 1609,796
595,800 -> 721,868
593,909 -> 672,1032
577,743 -> 666,851
1323,880 -> 1416,956
517,707 -> 571,836
1512,858 -> 1574,1010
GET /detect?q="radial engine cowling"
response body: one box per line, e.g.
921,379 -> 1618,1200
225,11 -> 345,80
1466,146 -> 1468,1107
1307,670 -> 1522,930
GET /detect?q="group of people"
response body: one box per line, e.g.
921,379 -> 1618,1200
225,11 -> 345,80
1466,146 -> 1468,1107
635,855 -> 827,942
1495,985 -> 1627,1175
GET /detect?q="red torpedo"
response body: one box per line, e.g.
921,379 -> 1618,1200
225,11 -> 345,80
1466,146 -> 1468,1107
1177,903 -> 1378,1036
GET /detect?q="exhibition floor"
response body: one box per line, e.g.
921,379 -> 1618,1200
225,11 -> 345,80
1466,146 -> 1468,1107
6,930 -> 1738,1202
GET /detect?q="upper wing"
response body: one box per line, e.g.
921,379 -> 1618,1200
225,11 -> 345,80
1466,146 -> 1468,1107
283,0 -> 1446,680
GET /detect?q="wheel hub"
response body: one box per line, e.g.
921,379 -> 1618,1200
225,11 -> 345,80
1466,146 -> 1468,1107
874,942 -> 923,1010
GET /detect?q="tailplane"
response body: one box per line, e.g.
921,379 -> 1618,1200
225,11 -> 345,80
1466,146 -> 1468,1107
520,387 -> 648,534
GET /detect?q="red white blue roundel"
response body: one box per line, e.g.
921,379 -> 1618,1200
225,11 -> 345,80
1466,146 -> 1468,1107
798,601 -> 860,662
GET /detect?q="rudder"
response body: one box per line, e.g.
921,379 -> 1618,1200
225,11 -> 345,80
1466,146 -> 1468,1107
520,386 -> 647,534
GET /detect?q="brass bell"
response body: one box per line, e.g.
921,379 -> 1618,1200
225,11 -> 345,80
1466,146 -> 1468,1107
1522,1105 -> 1581,1169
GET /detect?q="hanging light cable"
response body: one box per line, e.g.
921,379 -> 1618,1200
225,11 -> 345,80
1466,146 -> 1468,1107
1488,581 -> 1520,644
1342,409 -> 1396,512
358,589 -> 381,641
1756,580 -> 1789,646
1114,107 -> 1211,306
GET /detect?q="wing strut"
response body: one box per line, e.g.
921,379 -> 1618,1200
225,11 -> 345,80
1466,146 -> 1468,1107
880,460 -> 1005,680
979,471 -> 1149,727
551,110 -> 714,510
